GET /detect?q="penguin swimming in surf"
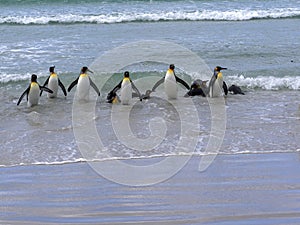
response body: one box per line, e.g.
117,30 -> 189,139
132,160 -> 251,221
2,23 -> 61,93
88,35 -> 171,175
152,64 -> 190,99
107,71 -> 142,105
228,84 -> 245,95
208,66 -> 228,97
106,91 -> 120,103
40,66 -> 67,98
184,79 -> 208,97
17,74 -> 53,107
67,66 -> 100,101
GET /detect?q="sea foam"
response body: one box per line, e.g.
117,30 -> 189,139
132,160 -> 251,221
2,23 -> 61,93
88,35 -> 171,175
0,8 -> 299,25
227,75 -> 300,90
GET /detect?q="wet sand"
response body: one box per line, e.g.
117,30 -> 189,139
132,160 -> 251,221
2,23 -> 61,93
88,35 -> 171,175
1,152 -> 300,224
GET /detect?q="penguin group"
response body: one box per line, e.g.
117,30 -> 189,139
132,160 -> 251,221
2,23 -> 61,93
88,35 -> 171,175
185,66 -> 245,98
17,64 -> 244,107
17,66 -> 99,106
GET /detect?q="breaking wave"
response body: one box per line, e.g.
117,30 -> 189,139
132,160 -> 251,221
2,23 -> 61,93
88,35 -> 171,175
2,71 -> 300,90
1,8 -> 299,25
227,75 -> 300,90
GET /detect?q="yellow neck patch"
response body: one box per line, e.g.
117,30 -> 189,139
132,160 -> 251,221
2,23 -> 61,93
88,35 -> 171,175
123,77 -> 130,82
80,73 -> 88,77
167,69 -> 174,74
217,72 -> 223,79
50,73 -> 57,78
31,82 -> 38,88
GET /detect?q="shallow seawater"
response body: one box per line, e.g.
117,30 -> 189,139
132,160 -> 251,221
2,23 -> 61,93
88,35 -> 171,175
1,87 -> 299,167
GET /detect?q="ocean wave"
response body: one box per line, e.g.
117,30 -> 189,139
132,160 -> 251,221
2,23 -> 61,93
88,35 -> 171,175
1,8 -> 299,25
227,75 -> 300,90
2,71 -> 300,91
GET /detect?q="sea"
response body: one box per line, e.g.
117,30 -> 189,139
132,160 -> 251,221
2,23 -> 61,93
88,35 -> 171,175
0,0 -> 300,224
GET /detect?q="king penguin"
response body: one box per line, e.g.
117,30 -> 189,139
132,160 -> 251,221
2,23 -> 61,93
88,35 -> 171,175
152,64 -> 190,99
40,66 -> 67,98
208,66 -> 228,97
184,79 -> 208,97
228,84 -> 245,95
17,74 -> 53,107
107,71 -> 142,105
67,66 -> 100,101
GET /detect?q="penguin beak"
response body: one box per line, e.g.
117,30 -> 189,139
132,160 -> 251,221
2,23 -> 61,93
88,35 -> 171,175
87,69 -> 94,74
220,67 -> 227,70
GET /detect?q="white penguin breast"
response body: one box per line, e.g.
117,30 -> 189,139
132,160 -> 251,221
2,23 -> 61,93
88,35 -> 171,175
77,76 -> 90,100
120,80 -> 132,104
48,76 -> 58,97
28,84 -> 40,106
164,73 -> 177,99
211,77 -> 223,97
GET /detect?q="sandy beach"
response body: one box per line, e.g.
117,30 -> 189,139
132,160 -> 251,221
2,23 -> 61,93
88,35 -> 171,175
1,153 -> 299,224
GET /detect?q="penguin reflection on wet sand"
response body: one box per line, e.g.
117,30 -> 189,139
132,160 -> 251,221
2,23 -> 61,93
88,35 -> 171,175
17,74 -> 53,107
185,79 -> 208,97
40,66 -> 67,98
68,66 -> 100,101
208,66 -> 228,97
152,64 -> 190,99
107,71 -> 142,105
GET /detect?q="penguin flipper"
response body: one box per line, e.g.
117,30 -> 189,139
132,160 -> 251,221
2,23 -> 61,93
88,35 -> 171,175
223,81 -> 228,96
152,77 -> 164,92
58,79 -> 67,96
131,81 -> 142,101
17,86 -> 30,105
40,86 -> 53,94
40,76 -> 50,96
175,76 -> 190,90
67,77 -> 79,92
110,80 -> 122,94
89,77 -> 100,96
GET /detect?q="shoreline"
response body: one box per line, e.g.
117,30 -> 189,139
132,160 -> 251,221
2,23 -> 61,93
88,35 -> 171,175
0,149 -> 299,169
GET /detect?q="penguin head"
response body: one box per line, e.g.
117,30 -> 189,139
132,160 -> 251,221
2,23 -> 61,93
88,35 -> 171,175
81,66 -> 93,74
31,74 -> 37,82
49,66 -> 55,73
124,71 -> 130,78
191,80 -> 201,89
169,64 -> 175,70
214,66 -> 227,72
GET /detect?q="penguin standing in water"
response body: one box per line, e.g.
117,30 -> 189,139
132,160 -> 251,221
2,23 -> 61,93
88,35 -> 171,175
17,74 -> 53,107
40,66 -> 67,98
208,66 -> 228,97
152,64 -> 190,99
107,71 -> 142,105
67,66 -> 100,101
